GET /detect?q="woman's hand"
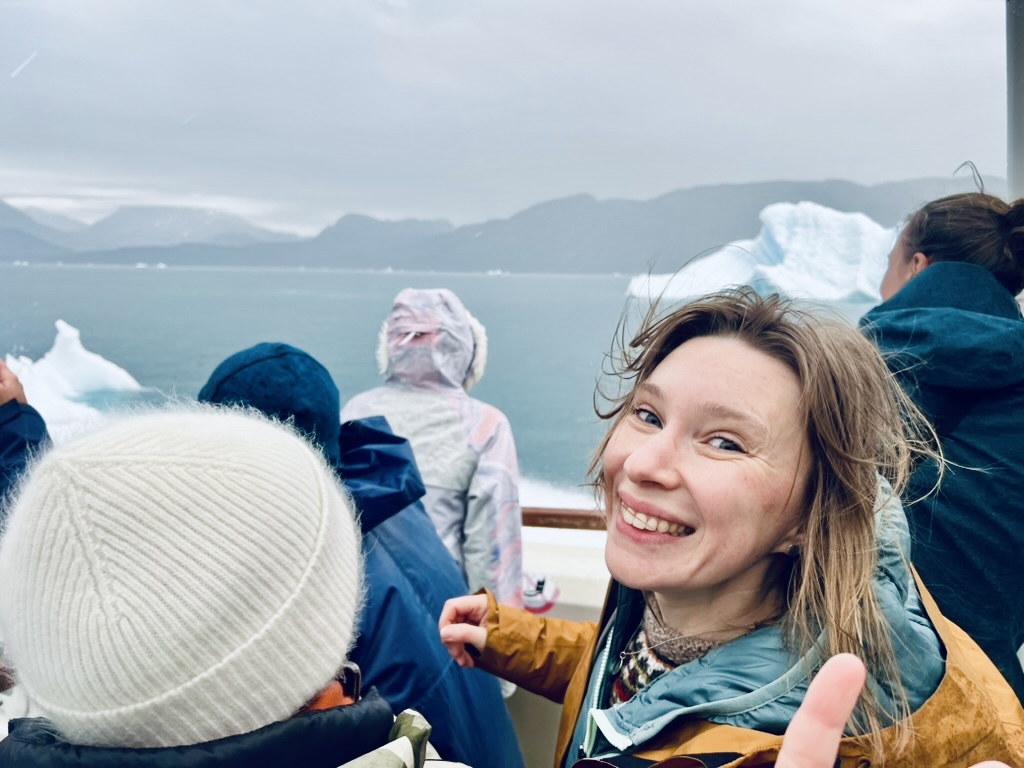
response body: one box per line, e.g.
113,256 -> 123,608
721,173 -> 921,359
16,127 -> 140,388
776,654 -> 865,768
438,594 -> 489,668
777,653 -> 1010,768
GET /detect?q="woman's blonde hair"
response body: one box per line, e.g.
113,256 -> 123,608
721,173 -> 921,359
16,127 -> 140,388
590,287 -> 940,757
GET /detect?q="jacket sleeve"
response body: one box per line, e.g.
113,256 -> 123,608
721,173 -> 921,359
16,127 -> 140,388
477,590 -> 596,704
463,407 -> 523,607
0,400 -> 50,504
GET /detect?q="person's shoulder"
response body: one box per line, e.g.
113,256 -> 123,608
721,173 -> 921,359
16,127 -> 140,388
0,399 -> 38,421
341,388 -> 388,415
346,387 -> 387,403
468,397 -> 511,424
0,400 -> 48,440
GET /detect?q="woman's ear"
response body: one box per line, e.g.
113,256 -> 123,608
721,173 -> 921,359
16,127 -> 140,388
773,523 -> 804,557
910,251 -> 932,275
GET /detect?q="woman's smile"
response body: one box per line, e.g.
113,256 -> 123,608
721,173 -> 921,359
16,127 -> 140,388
617,495 -> 694,537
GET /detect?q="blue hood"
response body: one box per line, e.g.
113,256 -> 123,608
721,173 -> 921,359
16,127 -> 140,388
861,262 -> 1024,391
336,416 -> 426,533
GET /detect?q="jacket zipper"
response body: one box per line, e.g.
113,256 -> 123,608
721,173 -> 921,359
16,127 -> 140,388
581,625 -> 616,757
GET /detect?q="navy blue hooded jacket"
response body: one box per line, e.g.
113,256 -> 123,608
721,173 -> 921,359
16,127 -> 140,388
198,342 -> 523,767
0,400 -> 49,516
861,261 -> 1024,701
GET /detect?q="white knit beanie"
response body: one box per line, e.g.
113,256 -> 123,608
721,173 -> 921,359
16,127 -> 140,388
0,405 -> 363,748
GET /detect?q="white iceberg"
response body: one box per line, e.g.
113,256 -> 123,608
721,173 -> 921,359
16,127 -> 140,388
5,320 -> 143,441
629,201 -> 897,303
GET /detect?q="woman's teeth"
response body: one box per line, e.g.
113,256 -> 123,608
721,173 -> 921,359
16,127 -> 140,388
621,504 -> 693,536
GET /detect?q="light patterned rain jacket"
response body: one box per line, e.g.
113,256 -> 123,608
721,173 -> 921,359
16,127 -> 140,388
342,288 -> 523,607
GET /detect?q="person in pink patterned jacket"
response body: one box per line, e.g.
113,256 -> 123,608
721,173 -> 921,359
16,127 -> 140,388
342,288 -> 523,609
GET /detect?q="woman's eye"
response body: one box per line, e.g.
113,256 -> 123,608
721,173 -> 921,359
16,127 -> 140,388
709,435 -> 744,452
632,407 -> 662,427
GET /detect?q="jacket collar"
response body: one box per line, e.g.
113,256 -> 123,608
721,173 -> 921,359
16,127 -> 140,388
580,586 -> 813,757
866,261 -> 1021,320
0,688 -> 394,768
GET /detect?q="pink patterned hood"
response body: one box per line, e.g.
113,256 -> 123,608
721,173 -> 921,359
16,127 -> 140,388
377,288 -> 487,392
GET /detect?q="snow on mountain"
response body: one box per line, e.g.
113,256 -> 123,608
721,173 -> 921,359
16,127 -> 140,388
19,207 -> 89,232
81,206 -> 300,249
628,201 -> 897,302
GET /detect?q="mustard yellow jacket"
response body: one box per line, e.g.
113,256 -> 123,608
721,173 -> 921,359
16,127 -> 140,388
477,577 -> 1024,768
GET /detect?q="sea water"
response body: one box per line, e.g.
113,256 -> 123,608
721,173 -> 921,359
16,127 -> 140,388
2,264 -> 631,499
1,263 -> 875,503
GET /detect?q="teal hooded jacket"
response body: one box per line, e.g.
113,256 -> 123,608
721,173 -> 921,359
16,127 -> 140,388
861,260 -> 1024,703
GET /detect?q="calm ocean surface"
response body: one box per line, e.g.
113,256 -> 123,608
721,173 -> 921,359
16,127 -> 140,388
1,263 -> 874,493
3,264 -> 634,491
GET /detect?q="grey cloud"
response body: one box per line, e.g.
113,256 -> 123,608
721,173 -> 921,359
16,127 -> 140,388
0,0 -> 1007,232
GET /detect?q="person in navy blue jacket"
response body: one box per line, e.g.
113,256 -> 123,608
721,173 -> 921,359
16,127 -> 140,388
861,191 -> 1024,702
198,342 -> 523,768
0,360 -> 49,516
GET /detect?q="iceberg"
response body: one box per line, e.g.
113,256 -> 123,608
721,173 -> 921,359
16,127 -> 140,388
629,201 -> 897,303
5,320 -> 143,441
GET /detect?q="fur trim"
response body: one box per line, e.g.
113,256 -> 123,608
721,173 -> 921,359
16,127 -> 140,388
376,320 -> 390,377
463,310 -> 487,391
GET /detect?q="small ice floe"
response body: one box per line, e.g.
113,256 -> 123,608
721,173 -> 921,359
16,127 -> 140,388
5,320 -> 144,442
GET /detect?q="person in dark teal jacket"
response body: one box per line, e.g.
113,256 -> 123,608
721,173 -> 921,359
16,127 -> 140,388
861,191 -> 1024,702
198,342 -> 523,768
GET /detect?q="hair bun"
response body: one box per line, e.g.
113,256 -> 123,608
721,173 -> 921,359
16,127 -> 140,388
1007,199 -> 1024,264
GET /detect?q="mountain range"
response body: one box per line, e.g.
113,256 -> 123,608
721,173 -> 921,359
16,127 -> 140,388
0,177 -> 1006,273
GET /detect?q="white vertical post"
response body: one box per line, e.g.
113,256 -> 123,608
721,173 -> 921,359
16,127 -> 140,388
1010,0 -> 1024,199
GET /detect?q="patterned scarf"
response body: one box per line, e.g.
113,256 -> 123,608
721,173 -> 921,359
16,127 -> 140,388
610,596 -> 724,705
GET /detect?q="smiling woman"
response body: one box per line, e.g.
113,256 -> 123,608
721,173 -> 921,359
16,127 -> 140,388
600,335 -> 809,641
439,288 -> 1024,768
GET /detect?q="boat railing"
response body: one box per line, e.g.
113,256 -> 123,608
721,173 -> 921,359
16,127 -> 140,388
510,507 -> 606,763
521,506 -> 604,530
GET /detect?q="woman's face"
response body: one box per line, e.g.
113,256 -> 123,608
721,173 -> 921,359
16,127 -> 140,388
602,334 -> 810,607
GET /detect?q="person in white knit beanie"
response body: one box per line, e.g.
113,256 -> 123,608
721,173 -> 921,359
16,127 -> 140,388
0,405 -> 469,767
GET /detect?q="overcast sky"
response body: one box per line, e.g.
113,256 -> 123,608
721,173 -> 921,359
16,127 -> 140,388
0,0 -> 1009,234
